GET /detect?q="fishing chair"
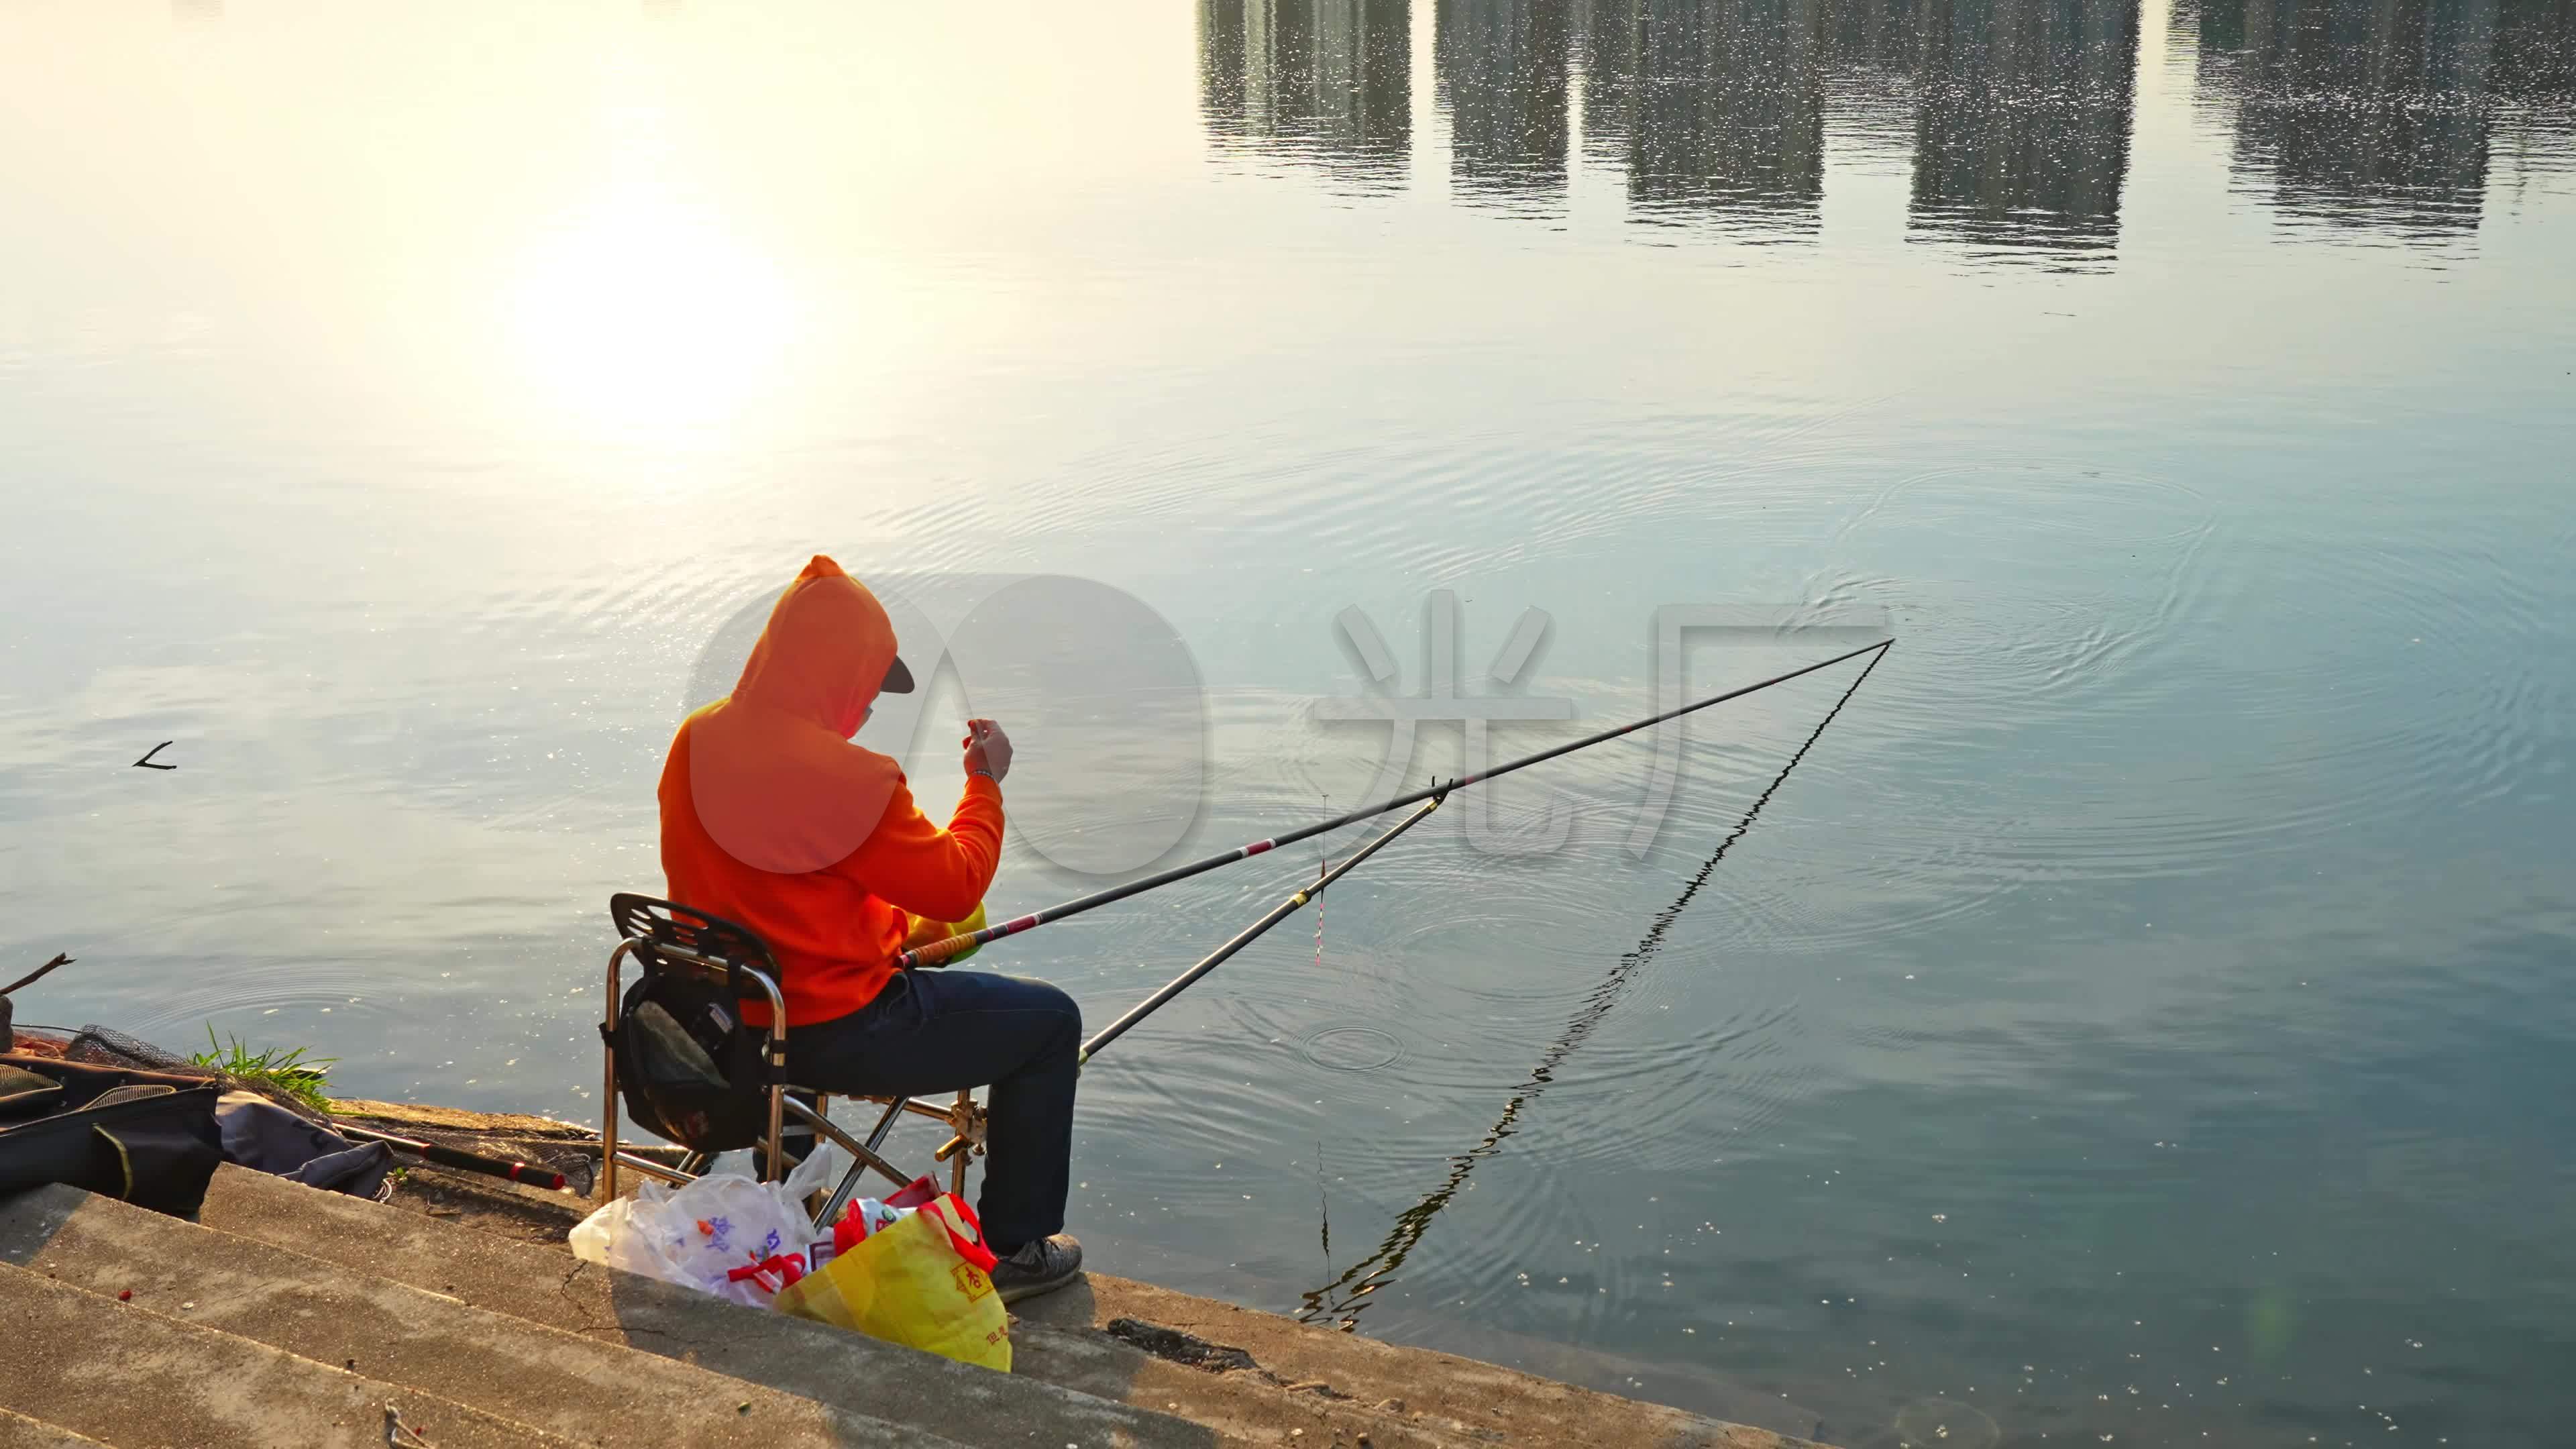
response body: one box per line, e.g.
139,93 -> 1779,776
598,894 -> 987,1229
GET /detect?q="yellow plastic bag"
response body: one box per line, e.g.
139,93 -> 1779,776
775,1192 -> 1011,1371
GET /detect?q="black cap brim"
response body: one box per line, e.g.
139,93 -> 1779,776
882,655 -> 916,694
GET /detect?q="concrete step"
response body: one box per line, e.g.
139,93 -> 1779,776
195,1165 -> 1215,1448
0,1262 -> 574,1449
0,1182 -> 1010,1449
1017,1273 -> 1827,1449
1004,1301 -> 1470,1449
201,1165 -> 1821,1449
203,1165 -> 1449,1448
0,1408 -> 110,1449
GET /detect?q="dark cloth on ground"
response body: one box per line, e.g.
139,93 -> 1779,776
215,1091 -> 394,1199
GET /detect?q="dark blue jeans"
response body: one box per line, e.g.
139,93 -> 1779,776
783,970 -> 1079,1254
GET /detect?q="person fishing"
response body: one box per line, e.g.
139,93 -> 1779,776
656,555 -> 1085,1303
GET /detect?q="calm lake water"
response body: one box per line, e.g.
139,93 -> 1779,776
5,2 -> 2573,1444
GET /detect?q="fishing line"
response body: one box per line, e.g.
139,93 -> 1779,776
1298,641 -> 1889,1328
1315,792 -> 1330,982
932,797 -> 1445,1159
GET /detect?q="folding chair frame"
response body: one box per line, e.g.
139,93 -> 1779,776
598,898 -> 987,1230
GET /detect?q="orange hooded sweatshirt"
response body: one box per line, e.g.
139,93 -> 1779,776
658,555 -> 1004,1025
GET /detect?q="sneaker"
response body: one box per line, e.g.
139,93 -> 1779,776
989,1233 -> 1084,1303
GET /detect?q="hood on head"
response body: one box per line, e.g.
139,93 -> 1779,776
733,555 -> 898,739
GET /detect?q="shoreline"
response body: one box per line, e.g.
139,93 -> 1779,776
8,1028 -> 1843,1446
327,1094 -> 1847,1446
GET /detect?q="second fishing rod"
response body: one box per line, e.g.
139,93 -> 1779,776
1073,636 -> 1888,1069
928,792 -> 1442,1161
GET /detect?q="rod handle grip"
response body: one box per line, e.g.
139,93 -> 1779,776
900,932 -> 978,969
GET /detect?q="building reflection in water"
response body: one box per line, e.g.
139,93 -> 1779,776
1197,0 -> 2574,254
1438,0 -> 1576,207
1908,0 -> 2139,260
2196,0 -> 2576,237
1584,0 -> 1830,233
1201,0 -> 1413,188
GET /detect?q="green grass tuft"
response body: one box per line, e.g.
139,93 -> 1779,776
189,1025 -> 337,1110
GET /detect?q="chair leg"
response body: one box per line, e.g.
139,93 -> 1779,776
810,1096 -> 912,1229
759,1090 -> 825,1182
797,1095 -> 832,1215
862,1094 -> 906,1155
600,1063 -> 620,1205
601,943 -> 632,1203
784,1095 -> 917,1232
816,1155 -> 878,1231
765,1081 -> 786,1185
611,1151 -> 696,1187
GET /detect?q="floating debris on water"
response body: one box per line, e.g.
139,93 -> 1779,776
1894,1397 -> 1998,1449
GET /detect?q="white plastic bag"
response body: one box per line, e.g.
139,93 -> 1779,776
570,1151 -> 838,1309
703,1135 -> 853,1197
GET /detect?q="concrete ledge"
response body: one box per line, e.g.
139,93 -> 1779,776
0,1262 -> 574,1449
202,1165 -> 1832,1448
208,1166 -> 1461,1446
1,1182 -> 1016,1449
0,1408 -> 110,1449
1019,1274 -> 1831,1449
197,1165 -> 1212,1448
1006,1302 -> 1477,1449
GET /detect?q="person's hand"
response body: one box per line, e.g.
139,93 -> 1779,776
962,718 -> 1012,785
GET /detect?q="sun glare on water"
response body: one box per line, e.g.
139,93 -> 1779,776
508,184 -> 794,438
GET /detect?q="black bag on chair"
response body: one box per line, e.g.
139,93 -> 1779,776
603,969 -> 771,1154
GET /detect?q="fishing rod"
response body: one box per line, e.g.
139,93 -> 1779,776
899,636 -> 1893,969
1080,794 -> 1442,1065
331,1121 -> 575,1193
929,639 -> 1888,1158
935,794 -> 1443,1162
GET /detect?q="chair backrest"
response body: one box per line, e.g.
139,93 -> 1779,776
610,894 -> 780,986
